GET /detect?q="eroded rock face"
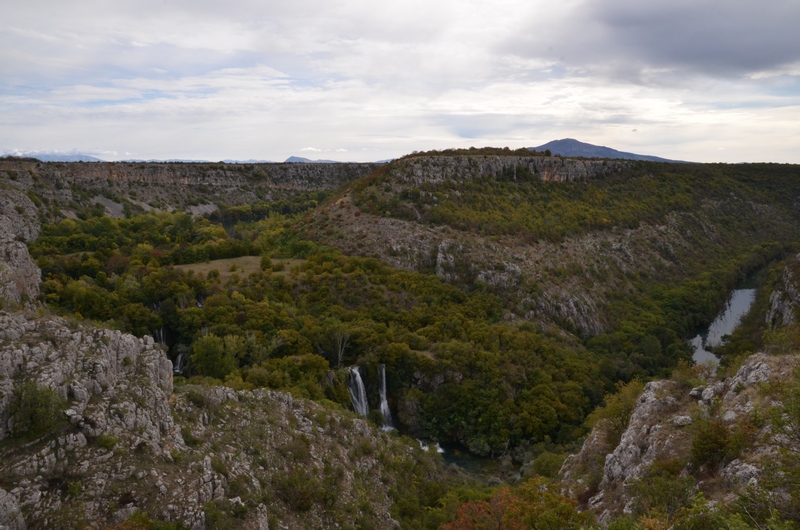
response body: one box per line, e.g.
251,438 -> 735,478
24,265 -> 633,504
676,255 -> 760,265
766,254 -> 800,328
0,158 -> 382,216
395,155 -> 629,185
0,488 -> 26,530
0,312 -> 177,528
561,353 -> 798,522
601,381 -> 682,487
0,188 -> 41,306
0,241 -> 40,305
0,188 -> 40,243
0,312 -> 175,445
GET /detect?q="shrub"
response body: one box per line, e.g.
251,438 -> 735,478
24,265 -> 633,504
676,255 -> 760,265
690,419 -> 739,470
629,465 -> 696,520
186,388 -> 206,408
211,456 -> 228,476
97,433 -> 119,449
190,335 -> 236,380
274,469 -> 321,512
8,381 -> 67,439
181,426 -> 201,447
531,452 -> 567,479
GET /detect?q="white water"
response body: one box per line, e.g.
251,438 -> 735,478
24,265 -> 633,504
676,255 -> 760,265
691,288 -> 756,366
154,326 -> 166,345
417,440 -> 445,453
173,352 -> 185,374
378,364 -> 395,430
347,367 -> 369,416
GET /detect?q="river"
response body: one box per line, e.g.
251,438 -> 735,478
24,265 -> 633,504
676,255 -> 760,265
691,288 -> 756,366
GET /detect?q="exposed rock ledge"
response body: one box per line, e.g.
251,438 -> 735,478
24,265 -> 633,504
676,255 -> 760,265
560,352 -> 797,524
0,188 -> 40,306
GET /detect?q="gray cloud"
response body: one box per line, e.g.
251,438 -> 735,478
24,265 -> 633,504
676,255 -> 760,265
504,0 -> 800,81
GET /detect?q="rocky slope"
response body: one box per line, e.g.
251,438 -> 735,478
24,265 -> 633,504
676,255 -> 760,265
306,156 -> 799,335
559,352 -> 798,523
0,158 -> 382,219
0,187 -> 41,307
0,311 -> 438,529
766,256 -> 800,329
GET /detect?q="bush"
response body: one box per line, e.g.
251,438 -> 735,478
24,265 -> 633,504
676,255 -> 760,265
211,456 -> 228,476
275,469 -> 322,512
629,465 -> 696,520
8,381 -> 67,439
690,419 -> 739,470
97,433 -> 119,449
531,452 -> 567,478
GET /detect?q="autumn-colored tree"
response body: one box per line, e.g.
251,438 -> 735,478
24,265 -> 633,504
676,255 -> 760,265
442,478 -> 593,530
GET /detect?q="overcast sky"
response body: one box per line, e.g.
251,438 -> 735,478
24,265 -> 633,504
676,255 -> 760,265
2,0 -> 799,162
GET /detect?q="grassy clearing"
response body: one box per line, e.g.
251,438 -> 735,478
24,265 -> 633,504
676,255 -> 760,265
173,256 -> 304,282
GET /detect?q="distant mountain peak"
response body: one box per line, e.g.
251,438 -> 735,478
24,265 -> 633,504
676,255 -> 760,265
529,139 -> 683,163
285,156 -> 340,163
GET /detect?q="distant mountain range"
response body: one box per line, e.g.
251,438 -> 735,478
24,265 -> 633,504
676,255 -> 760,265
1,152 -> 106,162
5,141 -> 681,164
529,138 -> 684,163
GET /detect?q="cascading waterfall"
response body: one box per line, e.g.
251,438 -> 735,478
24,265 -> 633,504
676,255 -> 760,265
155,326 -> 166,344
347,367 -> 369,416
173,352 -> 185,374
378,364 -> 394,429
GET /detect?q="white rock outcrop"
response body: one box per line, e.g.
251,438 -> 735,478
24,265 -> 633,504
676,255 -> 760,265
561,353 -> 798,522
0,188 -> 40,305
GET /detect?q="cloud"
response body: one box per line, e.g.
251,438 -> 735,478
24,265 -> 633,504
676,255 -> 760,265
1,0 -> 799,163
300,147 -> 322,152
502,0 -> 800,83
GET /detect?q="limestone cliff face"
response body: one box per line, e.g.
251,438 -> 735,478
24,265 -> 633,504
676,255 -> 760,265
0,313 -> 175,444
0,487 -> 25,530
0,188 -> 41,305
393,155 -> 629,185
0,158 -> 382,218
559,353 -> 797,524
0,311 -> 178,527
766,254 -> 800,328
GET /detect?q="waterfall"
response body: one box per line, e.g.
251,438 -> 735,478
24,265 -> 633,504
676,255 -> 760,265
347,367 -> 369,416
173,352 -> 185,374
379,364 -> 394,429
155,326 -> 166,344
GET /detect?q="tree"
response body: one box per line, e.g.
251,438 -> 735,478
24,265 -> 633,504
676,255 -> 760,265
318,318 -> 350,368
442,478 -> 593,530
190,334 -> 236,379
